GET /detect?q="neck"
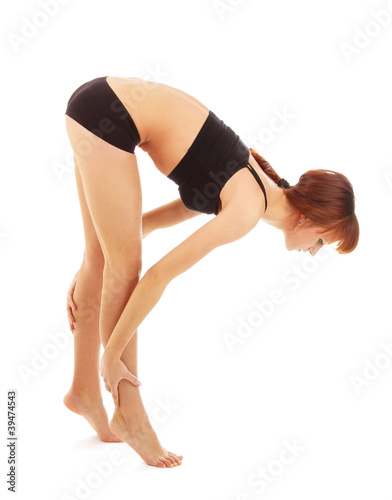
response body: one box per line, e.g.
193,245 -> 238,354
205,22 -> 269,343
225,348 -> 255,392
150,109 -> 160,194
260,190 -> 298,232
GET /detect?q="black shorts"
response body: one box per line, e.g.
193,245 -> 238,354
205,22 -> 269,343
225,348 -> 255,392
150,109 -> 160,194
65,76 -> 141,154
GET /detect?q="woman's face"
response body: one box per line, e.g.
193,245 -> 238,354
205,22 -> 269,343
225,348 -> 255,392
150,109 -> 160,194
284,222 -> 330,256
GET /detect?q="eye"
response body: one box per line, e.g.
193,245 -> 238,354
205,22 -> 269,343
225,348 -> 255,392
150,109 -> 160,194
318,238 -> 324,245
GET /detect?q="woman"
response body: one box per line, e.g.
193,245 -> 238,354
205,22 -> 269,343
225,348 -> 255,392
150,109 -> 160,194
63,76 -> 359,469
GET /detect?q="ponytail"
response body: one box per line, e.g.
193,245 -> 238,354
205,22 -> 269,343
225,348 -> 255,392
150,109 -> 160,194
249,148 -> 359,254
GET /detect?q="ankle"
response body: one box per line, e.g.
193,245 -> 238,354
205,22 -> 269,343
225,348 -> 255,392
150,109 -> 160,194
66,386 -> 102,403
112,407 -> 150,433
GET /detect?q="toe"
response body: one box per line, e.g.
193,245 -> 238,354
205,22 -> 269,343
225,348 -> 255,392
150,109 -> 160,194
168,453 -> 181,465
166,455 -> 177,466
160,457 -> 174,468
156,460 -> 166,468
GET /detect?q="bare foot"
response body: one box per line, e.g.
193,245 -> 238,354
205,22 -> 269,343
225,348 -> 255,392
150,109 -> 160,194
109,409 -> 183,468
63,389 -> 122,443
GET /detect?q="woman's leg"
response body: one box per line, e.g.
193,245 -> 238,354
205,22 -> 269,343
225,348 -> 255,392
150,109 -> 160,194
63,159 -> 121,442
65,116 -> 182,468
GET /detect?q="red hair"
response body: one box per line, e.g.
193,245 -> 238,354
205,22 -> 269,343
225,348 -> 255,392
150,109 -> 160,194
250,148 -> 359,254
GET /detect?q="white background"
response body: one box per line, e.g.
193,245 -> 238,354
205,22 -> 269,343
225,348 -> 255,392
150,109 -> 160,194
2,0 -> 392,498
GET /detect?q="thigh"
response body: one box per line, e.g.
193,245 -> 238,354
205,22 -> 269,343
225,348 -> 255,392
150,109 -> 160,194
66,115 -> 143,270
74,156 -> 105,266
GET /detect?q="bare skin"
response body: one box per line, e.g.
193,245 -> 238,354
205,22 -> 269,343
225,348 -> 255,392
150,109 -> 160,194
63,184 -> 121,443
105,76 -> 278,215
63,76 -> 329,467
64,77 -> 199,466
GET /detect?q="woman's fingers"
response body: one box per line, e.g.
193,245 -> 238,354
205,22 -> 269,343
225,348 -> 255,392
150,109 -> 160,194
66,306 -> 74,331
125,370 -> 142,388
66,302 -> 76,331
66,280 -> 77,332
99,355 -> 142,409
67,292 -> 77,314
111,383 -> 119,409
67,303 -> 75,322
110,372 -> 141,409
118,361 -> 142,388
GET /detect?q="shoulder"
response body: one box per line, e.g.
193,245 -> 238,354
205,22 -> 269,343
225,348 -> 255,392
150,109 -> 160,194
218,167 -> 265,230
216,197 -> 260,241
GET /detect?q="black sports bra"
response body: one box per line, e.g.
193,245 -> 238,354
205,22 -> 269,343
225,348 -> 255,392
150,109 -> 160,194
245,162 -> 268,212
167,110 -> 269,216
216,161 -> 268,215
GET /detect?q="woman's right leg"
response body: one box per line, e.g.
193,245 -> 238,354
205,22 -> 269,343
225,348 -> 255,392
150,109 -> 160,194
65,115 -> 182,468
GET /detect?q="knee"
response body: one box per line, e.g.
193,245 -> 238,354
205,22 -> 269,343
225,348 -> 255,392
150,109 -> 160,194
104,257 -> 142,283
101,259 -> 142,306
83,250 -> 105,271
104,245 -> 142,277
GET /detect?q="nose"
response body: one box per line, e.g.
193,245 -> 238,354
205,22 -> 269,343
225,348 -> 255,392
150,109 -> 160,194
309,247 -> 321,256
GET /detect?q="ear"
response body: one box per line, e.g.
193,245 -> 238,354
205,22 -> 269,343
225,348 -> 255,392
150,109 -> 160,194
298,215 -> 306,225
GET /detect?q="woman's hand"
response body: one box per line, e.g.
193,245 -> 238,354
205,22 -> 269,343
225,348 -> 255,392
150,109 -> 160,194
100,349 -> 142,408
66,270 -> 79,333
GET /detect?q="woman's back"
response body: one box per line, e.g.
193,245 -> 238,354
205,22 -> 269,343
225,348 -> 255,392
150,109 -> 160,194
106,76 -> 210,176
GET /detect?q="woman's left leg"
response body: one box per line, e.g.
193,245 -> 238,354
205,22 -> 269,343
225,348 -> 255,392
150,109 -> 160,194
63,158 -> 121,442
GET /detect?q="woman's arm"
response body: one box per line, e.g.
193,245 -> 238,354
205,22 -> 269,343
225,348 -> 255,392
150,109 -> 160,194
104,207 -> 258,358
142,198 -> 201,238
100,204 -> 258,405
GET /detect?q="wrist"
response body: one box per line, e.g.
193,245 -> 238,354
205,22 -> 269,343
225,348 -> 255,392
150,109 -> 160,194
104,342 -> 122,359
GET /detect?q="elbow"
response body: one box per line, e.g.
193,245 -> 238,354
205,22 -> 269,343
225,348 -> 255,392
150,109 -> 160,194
144,265 -> 170,288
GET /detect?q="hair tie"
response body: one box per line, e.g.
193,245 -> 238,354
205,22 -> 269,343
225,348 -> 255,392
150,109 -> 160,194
277,178 -> 290,188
